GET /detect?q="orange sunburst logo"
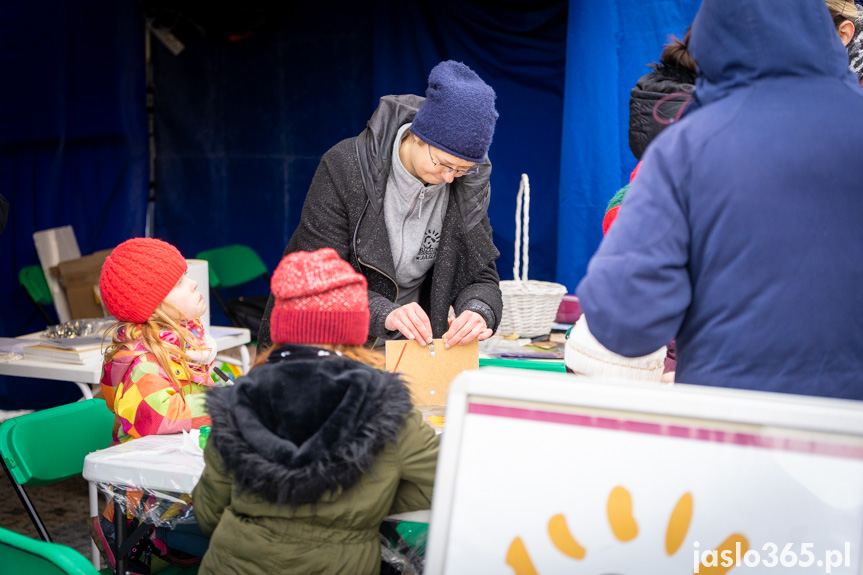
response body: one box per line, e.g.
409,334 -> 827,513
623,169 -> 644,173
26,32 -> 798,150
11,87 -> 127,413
505,486 -> 749,574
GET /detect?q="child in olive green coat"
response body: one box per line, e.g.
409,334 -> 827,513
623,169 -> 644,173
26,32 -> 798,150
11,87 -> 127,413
192,248 -> 439,575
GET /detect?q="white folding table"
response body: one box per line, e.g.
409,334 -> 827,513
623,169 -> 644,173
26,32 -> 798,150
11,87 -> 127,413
0,326 -> 251,400
0,327 -> 248,569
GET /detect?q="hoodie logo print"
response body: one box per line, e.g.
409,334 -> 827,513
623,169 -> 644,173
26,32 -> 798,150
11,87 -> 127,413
417,229 -> 441,261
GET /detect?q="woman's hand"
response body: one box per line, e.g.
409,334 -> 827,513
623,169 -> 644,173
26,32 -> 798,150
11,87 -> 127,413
442,310 -> 492,348
385,303 -> 434,346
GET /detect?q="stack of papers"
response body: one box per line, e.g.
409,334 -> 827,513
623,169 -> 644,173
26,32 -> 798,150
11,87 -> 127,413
478,336 -> 564,359
22,336 -> 104,364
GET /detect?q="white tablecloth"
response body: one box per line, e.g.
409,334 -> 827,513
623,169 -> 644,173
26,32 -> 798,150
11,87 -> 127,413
83,432 -> 430,525
83,433 -> 204,494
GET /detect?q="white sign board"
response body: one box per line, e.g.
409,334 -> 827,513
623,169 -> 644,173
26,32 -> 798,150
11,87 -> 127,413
185,259 -> 210,332
426,370 -> 863,574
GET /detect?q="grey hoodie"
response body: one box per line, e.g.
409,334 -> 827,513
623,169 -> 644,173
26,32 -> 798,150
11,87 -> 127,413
384,123 -> 449,306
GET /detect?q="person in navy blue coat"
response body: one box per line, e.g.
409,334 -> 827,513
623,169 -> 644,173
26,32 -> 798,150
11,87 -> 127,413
577,0 -> 863,400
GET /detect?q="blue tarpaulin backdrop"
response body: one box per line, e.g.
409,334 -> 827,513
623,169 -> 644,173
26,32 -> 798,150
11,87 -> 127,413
0,1 -> 147,407
0,0 -> 700,408
558,0 -> 701,290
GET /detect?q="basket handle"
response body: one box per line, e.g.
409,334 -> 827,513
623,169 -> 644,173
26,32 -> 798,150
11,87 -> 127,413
512,173 -> 530,282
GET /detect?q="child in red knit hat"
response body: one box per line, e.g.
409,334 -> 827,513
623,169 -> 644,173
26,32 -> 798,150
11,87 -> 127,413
99,237 -> 216,442
92,237 -> 217,573
191,248 -> 439,575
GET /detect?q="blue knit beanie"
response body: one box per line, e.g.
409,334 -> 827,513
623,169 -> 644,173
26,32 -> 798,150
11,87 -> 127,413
411,60 -> 498,163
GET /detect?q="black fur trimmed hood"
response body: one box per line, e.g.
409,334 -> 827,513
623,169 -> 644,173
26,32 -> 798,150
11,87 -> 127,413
205,345 -> 413,506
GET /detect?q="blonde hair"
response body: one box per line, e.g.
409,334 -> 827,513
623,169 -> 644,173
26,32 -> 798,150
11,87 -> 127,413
103,301 -> 207,389
826,0 -> 861,23
253,343 -> 385,370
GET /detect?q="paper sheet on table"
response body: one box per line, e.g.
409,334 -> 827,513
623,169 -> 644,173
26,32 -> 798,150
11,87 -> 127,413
39,336 -> 103,350
181,428 -> 204,456
386,339 -> 478,406
208,326 -> 246,338
477,336 -> 531,355
0,338 -> 27,354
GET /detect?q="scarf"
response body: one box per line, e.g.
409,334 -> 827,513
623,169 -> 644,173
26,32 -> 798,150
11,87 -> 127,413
848,18 -> 863,83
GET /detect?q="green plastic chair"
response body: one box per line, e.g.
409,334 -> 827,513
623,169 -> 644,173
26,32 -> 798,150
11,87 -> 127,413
19,265 -> 56,324
195,245 -> 269,335
195,245 -> 268,290
0,526 -> 197,575
0,401 -> 204,574
0,400 -> 113,547
0,525 -> 103,575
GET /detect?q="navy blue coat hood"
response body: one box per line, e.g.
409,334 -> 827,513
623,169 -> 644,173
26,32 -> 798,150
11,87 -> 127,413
689,0 -> 857,103
578,0 -> 863,399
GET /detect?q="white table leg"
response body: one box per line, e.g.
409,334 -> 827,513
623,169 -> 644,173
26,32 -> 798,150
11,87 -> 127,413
239,344 -> 250,375
89,481 -> 100,568
75,382 -> 93,400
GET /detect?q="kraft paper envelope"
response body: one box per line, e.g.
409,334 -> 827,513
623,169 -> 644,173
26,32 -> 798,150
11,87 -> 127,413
386,338 -> 479,406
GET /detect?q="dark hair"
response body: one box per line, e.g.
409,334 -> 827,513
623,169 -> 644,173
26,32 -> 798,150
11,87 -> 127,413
659,27 -> 696,73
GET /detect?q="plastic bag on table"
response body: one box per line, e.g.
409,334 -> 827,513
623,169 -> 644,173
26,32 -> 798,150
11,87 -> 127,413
96,482 -> 196,528
379,519 -> 428,574
40,317 -> 114,339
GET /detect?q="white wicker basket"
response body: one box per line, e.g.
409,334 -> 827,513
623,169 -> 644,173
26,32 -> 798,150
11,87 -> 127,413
496,174 -> 567,338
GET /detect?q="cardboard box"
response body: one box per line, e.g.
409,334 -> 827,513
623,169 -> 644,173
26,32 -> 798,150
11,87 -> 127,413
50,249 -> 113,320
385,339 -> 479,406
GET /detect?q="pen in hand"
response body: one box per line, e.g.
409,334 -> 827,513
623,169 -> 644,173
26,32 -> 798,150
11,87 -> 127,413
213,366 -> 233,385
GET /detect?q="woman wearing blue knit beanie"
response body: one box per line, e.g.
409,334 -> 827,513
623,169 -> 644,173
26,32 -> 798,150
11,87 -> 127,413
258,60 -> 502,351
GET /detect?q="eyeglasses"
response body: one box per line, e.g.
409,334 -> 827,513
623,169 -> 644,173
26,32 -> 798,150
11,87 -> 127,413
427,146 -> 479,175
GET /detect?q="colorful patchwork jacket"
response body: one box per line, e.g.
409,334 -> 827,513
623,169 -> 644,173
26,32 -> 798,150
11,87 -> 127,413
100,320 -> 216,443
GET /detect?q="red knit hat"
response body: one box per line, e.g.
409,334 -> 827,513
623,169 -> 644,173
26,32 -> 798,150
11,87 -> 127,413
99,238 -> 187,323
270,248 -> 369,345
